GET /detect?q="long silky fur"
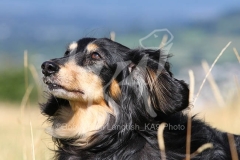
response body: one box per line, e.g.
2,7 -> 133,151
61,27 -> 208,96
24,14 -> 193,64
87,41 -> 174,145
41,38 -> 240,160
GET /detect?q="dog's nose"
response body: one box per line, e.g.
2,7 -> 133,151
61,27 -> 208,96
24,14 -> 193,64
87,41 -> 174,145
41,61 -> 59,76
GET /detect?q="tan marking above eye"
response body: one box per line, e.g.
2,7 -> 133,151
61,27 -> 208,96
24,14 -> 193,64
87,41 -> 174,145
86,43 -> 99,52
68,42 -> 78,51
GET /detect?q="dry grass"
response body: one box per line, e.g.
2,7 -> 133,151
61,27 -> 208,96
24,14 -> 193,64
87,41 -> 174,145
0,50 -> 54,160
193,41 -> 232,105
158,122 -> 167,160
233,47 -> 240,63
0,103 -> 54,160
110,31 -> 116,41
1,100 -> 239,160
185,70 -> 195,160
202,60 -> 225,107
194,46 -> 240,135
158,42 -> 240,159
196,98 -> 240,134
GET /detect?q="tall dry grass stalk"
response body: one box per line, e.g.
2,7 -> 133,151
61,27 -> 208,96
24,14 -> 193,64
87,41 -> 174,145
22,50 -> 29,160
29,64 -> 41,100
234,76 -> 240,98
193,41 -> 231,105
188,70 -> 195,108
194,42 -> 239,159
159,34 -> 168,49
20,85 -> 33,119
227,133 -> 239,160
24,50 -> 28,91
185,68 -> 220,159
30,121 -> 36,160
158,123 -> 167,160
21,49 -> 33,118
233,48 -> 240,63
202,60 -> 225,107
110,31 -> 116,41
186,70 -> 195,160
184,143 -> 213,160
22,50 -> 37,160
185,41 -> 234,159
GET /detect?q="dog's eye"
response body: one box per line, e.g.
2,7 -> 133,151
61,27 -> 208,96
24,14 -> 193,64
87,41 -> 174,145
91,52 -> 101,60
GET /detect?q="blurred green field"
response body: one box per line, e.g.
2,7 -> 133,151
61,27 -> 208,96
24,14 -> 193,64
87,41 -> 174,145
0,69 -> 39,103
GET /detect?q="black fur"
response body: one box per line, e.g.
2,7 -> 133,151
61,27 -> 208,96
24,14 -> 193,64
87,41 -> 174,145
41,37 -> 240,160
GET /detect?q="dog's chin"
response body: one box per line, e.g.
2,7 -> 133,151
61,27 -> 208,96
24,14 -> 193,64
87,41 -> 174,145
46,83 -> 85,101
43,76 -> 84,100
49,88 -> 82,100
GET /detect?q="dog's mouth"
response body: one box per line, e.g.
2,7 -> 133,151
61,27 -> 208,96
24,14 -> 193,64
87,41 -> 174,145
43,77 -> 84,94
46,82 -> 64,90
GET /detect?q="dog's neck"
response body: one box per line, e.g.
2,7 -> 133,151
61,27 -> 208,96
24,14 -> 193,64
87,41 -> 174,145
48,100 -> 113,146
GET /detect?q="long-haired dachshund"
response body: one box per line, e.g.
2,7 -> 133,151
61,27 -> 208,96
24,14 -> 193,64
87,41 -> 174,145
41,37 -> 240,159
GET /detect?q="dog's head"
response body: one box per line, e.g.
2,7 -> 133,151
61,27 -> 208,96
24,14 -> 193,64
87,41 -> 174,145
41,37 -> 189,145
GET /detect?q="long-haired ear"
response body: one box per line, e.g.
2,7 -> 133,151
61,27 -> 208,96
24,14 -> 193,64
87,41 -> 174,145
128,49 -> 189,117
145,66 -> 189,116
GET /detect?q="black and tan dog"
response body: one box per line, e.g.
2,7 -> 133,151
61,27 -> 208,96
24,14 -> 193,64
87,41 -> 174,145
41,37 -> 240,159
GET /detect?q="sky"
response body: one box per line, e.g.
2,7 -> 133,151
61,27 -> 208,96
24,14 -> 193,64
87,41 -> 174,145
1,0 -> 240,27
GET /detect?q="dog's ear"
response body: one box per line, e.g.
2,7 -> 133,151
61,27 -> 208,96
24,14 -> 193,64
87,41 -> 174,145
145,66 -> 189,116
127,49 -> 189,117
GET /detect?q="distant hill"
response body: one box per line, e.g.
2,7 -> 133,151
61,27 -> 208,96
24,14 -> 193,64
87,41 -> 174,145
0,8 -> 240,71
186,10 -> 240,35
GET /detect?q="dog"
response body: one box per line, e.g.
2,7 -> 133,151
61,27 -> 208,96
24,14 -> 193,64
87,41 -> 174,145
41,37 -> 240,160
